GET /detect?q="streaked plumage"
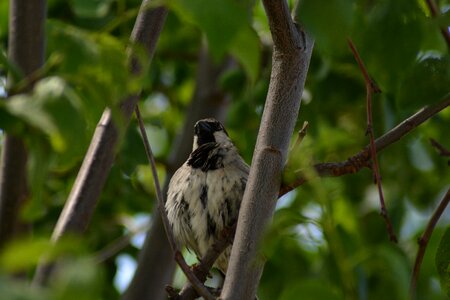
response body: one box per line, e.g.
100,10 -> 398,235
166,118 -> 249,273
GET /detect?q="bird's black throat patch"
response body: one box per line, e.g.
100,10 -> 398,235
187,142 -> 224,172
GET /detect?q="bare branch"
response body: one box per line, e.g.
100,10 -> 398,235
425,0 -> 450,48
0,0 -> 46,250
410,188 -> 450,299
33,2 -> 168,286
94,222 -> 150,264
281,96 -> 450,195
430,138 -> 450,166
292,121 -> 309,151
172,224 -> 236,300
347,39 -> 397,243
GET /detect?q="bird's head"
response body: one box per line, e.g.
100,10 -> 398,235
193,118 -> 229,150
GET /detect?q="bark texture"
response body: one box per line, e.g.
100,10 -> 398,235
220,1 -> 314,299
0,0 -> 47,250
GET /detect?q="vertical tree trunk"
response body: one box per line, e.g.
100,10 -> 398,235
123,46 -> 233,300
33,2 -> 168,285
221,1 -> 314,299
0,0 -> 47,250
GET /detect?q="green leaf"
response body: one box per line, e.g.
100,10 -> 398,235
69,0 -> 113,19
0,238 -> 52,271
51,258 -> 104,300
359,0 -> 423,92
169,0 -> 252,59
0,102 -> 23,134
230,25 -> 260,82
298,0 -> 353,57
0,278 -> 48,300
0,47 -> 23,83
47,20 -> 137,125
436,226 -> 450,297
6,77 -> 87,154
397,56 -> 450,112
0,236 -> 86,272
0,1 -> 8,41
279,278 -> 342,300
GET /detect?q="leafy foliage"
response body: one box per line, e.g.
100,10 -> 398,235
0,0 -> 449,299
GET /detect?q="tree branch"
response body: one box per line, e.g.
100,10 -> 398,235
176,95 -> 450,300
220,0 -> 314,298
347,39 -> 397,243
425,0 -> 450,48
430,138 -> 450,165
409,188 -> 450,299
32,2 -> 168,285
0,0 -> 46,250
280,96 -> 450,195
170,224 -> 236,300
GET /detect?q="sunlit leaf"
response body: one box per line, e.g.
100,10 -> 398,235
51,258 -> 104,300
6,77 -> 87,153
69,0 -> 113,19
0,236 -> 86,272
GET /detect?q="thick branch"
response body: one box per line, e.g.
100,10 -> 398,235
220,1 -> 314,298
0,0 -> 46,250
409,188 -> 450,299
32,2 -> 168,285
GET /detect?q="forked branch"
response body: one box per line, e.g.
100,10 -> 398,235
409,188 -> 450,298
348,39 -> 397,243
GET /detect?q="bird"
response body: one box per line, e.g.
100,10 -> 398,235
166,118 -> 249,273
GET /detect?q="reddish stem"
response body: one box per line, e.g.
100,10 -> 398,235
347,39 -> 397,243
409,188 -> 450,299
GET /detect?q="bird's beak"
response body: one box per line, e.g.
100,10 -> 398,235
195,121 -> 212,136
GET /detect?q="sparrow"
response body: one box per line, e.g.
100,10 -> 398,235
166,118 -> 249,273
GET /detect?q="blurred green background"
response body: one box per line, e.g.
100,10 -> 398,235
0,0 -> 449,299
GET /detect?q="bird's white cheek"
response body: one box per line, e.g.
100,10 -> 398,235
192,136 -> 199,151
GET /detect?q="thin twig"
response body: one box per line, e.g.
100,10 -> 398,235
409,188 -> 450,299
347,39 -> 397,243
293,121 -> 309,150
425,0 -> 450,48
171,224 -> 236,300
286,121 -> 309,167
429,138 -> 450,166
280,96 -> 450,195
94,221 -> 150,263
134,106 -> 214,300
